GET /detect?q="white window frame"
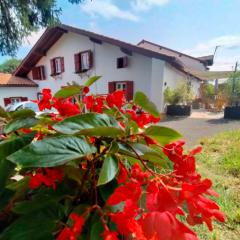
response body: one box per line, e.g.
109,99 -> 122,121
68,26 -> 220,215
115,82 -> 127,91
81,52 -> 90,71
55,58 -> 62,74
10,97 -> 22,104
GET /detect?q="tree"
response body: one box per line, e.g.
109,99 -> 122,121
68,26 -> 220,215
0,58 -> 22,73
0,0 -> 84,56
226,71 -> 240,105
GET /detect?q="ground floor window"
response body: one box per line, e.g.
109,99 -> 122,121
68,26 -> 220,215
4,97 -> 28,106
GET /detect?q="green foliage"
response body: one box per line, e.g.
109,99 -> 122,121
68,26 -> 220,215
226,71 -> 240,105
164,81 -> 194,105
0,0 -> 84,56
202,83 -> 215,98
133,91 -> 160,117
197,130 -> 240,239
0,58 -> 21,73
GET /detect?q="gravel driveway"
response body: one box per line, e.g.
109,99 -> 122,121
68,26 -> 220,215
160,110 -> 240,147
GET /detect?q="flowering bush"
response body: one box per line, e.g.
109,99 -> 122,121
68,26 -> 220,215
0,76 -> 224,240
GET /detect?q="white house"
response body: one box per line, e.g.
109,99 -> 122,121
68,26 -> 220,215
0,24 -> 213,112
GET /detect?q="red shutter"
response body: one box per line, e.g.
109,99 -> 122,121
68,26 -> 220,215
4,98 -> 11,106
40,66 -> 45,80
74,53 -> 81,73
21,97 -> 28,102
50,59 -> 55,76
32,67 -> 37,80
108,82 -> 116,93
60,57 -> 65,73
123,56 -> 128,68
89,51 -> 93,69
126,81 -> 133,101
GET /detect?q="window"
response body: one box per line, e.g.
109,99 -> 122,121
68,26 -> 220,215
117,56 -> 128,69
115,82 -> 126,91
10,97 -> 22,104
74,50 -> 93,73
32,66 -> 45,80
50,57 -> 64,76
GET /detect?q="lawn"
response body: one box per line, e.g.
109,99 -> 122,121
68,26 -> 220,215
194,130 -> 240,240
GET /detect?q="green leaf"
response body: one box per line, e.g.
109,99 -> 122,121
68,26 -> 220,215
109,141 -> 119,154
97,155 -> 119,186
84,76 -> 101,87
90,222 -> 104,240
0,213 -> 55,240
7,136 -> 96,168
9,109 -> 36,119
4,117 -> 38,134
79,126 -> 124,137
0,133 -> 35,189
144,126 -> 182,145
54,85 -> 83,99
0,188 -> 15,212
133,91 -> 160,117
53,113 -> 120,135
99,179 -> 118,202
0,106 -> 9,119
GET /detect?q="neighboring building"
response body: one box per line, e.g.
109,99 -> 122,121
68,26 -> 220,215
1,24 -> 213,112
0,73 -> 37,107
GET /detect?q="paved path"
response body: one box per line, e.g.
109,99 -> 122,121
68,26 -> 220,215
160,110 -> 240,147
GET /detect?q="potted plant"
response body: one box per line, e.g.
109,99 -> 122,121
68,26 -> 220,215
224,71 -> 240,119
0,76 -> 224,239
164,81 -> 194,116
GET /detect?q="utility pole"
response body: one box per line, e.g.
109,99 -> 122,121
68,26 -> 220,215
232,61 -> 238,94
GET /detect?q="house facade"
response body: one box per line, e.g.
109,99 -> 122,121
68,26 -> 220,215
0,24 -> 212,112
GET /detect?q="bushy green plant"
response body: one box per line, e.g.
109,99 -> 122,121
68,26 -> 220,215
226,72 -> 240,105
164,81 -> 194,105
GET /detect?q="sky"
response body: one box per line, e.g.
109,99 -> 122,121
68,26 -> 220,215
1,0 -> 240,71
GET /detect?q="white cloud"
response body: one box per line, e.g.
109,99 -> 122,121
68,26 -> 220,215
22,28 -> 45,48
81,0 -> 139,22
184,35 -> 240,71
184,35 -> 240,57
131,0 -> 170,11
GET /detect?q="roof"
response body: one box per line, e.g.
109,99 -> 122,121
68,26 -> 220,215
137,40 -> 214,67
0,73 -> 38,87
197,55 -> 214,66
183,69 -> 233,80
14,24 -> 185,77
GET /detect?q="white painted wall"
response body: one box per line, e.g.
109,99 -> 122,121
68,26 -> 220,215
0,87 -> 37,108
28,32 -> 152,97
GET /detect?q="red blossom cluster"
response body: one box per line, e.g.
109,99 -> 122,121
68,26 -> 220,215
103,144 -> 225,240
35,88 -> 80,117
57,213 -> 85,240
28,168 -> 64,190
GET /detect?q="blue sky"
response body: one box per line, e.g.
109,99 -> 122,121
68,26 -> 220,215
1,0 -> 240,70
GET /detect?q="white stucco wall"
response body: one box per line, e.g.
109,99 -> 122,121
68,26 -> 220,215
0,87 -> 37,108
28,32 -> 152,97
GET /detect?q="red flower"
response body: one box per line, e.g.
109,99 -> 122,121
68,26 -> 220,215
102,230 -> 118,240
37,88 -> 53,111
53,98 -> 80,117
83,95 -> 94,110
108,181 -> 142,206
118,163 -> 128,184
28,168 -> 64,190
140,211 -> 198,240
131,164 -> 150,185
106,90 -> 126,109
57,213 -> 84,240
82,86 -> 89,94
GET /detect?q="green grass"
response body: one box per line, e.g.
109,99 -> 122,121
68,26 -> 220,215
194,130 -> 240,240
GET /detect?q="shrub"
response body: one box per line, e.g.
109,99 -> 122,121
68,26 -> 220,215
0,76 -> 224,240
164,81 -> 194,105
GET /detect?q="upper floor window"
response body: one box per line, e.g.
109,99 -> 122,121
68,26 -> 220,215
50,57 -> 64,76
74,50 -> 93,73
117,56 -> 128,69
32,66 -> 45,80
